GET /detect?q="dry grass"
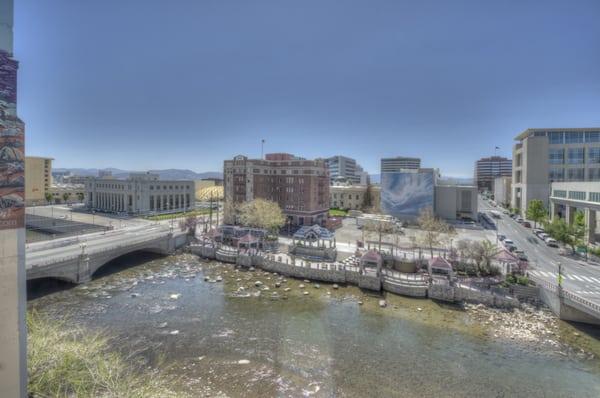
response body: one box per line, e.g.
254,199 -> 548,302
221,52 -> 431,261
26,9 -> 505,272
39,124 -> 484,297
27,311 -> 183,398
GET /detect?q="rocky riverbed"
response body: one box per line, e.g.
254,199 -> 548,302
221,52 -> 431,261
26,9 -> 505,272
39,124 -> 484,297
28,252 -> 600,397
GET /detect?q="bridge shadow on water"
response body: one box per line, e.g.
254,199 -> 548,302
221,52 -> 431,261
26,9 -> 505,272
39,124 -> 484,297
27,278 -> 77,300
91,250 -> 165,279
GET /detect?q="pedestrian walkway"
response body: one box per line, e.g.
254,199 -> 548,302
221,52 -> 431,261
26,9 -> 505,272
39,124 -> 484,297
528,269 -> 600,284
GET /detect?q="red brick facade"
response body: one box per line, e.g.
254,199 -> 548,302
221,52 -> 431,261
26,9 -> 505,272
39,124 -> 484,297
224,154 -> 330,226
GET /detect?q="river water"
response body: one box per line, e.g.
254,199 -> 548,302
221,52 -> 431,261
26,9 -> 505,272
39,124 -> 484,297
28,252 -> 600,397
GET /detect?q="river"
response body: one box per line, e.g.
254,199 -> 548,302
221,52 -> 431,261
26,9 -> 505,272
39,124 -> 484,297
28,252 -> 600,397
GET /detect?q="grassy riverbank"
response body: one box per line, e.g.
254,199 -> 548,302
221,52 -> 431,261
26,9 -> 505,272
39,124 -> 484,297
27,311 -> 182,397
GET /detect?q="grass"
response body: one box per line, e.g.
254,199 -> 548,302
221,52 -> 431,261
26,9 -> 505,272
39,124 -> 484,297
28,311 -> 183,398
144,208 -> 212,221
329,208 -> 348,217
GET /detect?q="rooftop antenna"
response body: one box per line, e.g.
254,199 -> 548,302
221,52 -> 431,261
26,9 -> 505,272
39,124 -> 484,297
494,146 -> 499,157
261,138 -> 266,159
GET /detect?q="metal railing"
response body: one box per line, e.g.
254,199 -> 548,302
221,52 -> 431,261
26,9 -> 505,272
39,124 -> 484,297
529,274 -> 600,315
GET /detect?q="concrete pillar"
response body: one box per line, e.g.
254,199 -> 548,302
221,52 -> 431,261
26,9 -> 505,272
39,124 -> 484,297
585,208 -> 596,244
566,206 -> 577,225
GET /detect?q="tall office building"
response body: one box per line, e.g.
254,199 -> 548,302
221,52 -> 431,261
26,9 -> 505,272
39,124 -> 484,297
325,155 -> 366,185
474,156 -> 512,192
224,154 -> 329,226
380,156 -> 421,173
512,128 -> 600,215
0,0 -> 27,394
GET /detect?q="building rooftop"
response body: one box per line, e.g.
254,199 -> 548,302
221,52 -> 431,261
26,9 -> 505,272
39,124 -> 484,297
514,128 -> 599,141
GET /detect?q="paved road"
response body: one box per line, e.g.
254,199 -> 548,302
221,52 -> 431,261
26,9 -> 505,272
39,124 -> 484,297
478,197 -> 600,304
26,224 -> 173,269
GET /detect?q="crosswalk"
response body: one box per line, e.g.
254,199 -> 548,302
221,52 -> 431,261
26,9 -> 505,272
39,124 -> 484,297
529,270 -> 600,284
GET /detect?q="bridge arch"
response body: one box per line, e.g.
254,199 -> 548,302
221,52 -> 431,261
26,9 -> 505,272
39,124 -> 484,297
88,245 -> 170,280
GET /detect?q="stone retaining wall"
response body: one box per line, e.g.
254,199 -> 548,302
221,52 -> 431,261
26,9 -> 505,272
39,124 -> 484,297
190,244 -> 521,307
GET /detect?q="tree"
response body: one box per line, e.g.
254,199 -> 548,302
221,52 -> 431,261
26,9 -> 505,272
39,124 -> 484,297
417,208 -> 452,258
223,200 -> 238,225
526,199 -> 547,229
45,192 -> 53,204
571,210 -> 586,253
238,199 -> 285,236
545,217 -> 574,251
180,215 -> 198,236
465,239 -> 498,275
363,219 -> 399,252
62,192 -> 70,203
77,192 -> 85,202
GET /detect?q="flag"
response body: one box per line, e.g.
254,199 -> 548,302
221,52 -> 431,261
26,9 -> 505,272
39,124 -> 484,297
495,146 -> 500,149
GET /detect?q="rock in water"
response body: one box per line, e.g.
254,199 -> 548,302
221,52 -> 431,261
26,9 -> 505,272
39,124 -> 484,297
332,284 -> 339,289
379,300 -> 387,308
170,293 -> 181,300
238,359 -> 250,364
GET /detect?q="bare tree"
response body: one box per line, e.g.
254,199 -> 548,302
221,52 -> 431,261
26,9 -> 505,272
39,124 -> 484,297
464,239 -> 498,275
223,200 -> 238,225
238,199 -> 285,237
180,215 -> 198,236
417,209 -> 451,258
363,219 -> 398,251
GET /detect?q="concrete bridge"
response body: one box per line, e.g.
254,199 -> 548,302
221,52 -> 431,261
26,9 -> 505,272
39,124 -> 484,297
26,225 -> 189,283
531,275 -> 600,325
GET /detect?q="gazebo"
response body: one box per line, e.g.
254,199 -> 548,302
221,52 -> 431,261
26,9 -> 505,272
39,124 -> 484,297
428,256 -> 453,277
360,250 -> 382,276
289,224 -> 337,261
237,233 -> 259,249
292,224 -> 336,248
494,248 -> 521,275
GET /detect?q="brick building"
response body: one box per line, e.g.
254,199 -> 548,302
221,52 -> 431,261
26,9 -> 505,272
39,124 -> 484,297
224,154 -> 330,226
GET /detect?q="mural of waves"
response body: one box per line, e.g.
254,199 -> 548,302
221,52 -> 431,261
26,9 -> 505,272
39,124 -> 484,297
381,172 -> 434,219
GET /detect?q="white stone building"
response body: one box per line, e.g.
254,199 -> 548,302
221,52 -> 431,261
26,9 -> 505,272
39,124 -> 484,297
330,185 -> 367,210
85,172 -> 194,215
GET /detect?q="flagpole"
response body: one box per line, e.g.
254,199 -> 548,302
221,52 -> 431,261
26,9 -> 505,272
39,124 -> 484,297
261,139 -> 265,160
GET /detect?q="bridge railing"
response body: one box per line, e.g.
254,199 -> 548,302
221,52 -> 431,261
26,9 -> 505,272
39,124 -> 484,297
529,274 -> 600,315
27,231 -> 172,268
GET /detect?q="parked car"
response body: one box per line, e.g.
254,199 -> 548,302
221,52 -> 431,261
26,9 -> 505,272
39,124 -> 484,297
522,221 -> 532,228
533,228 -> 544,235
498,234 -> 506,241
516,217 -> 524,223
538,233 -> 549,241
503,239 -> 514,246
515,251 -> 528,261
545,237 -> 559,247
506,244 -> 518,252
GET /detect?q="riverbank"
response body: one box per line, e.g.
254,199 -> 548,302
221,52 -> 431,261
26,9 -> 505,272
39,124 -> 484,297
28,253 -> 600,397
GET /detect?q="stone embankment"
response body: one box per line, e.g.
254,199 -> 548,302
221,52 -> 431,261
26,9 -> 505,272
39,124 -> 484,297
190,244 -> 520,308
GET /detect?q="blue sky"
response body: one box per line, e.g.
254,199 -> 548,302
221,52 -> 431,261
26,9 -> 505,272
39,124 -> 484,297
14,0 -> 600,176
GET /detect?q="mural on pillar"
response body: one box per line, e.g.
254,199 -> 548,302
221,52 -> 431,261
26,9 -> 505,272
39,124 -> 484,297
0,49 -> 24,229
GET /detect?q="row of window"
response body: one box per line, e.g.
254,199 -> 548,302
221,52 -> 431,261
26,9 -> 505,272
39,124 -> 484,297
549,167 -> 600,181
552,190 -> 600,203
332,193 -> 362,200
547,131 -> 600,144
549,147 -> 600,165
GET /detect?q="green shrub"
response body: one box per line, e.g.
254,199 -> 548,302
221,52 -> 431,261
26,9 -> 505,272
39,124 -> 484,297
517,275 -> 529,286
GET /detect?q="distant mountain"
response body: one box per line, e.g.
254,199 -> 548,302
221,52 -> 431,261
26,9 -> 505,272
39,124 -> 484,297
53,168 -> 223,181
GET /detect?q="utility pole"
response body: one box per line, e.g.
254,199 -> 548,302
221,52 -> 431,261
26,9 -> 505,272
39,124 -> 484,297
208,193 -> 213,231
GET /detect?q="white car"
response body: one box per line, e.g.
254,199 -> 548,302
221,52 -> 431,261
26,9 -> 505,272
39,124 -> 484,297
545,237 -> 558,247
503,239 -> 514,246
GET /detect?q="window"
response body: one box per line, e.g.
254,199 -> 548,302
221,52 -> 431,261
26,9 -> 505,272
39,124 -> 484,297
567,148 -> 584,164
590,192 -> 600,203
589,148 -> 600,164
548,131 -> 563,144
568,191 -> 586,201
565,132 -> 584,144
567,168 -> 585,181
549,148 -> 564,164
586,131 -> 600,143
549,168 -> 564,181
552,190 -> 567,198
589,168 -> 600,181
